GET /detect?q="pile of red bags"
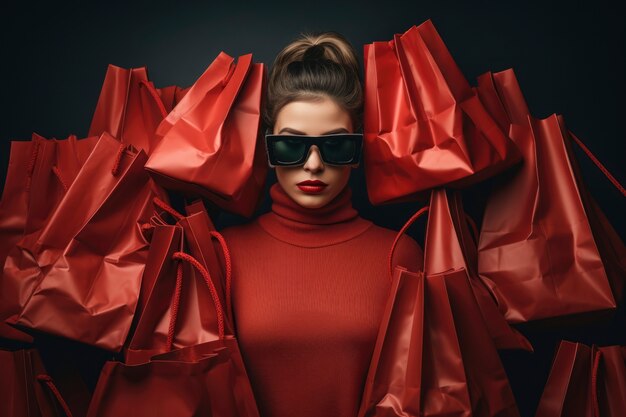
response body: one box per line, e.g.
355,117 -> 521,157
1,17 -> 624,417
1,51 -> 266,416
88,199 -> 258,417
535,341 -> 626,417
358,189 -> 525,416
361,18 -> 625,417
362,20 -> 521,205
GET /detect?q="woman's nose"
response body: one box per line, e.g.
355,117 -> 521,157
303,145 -> 324,172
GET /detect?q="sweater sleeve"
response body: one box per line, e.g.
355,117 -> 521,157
390,234 -> 424,272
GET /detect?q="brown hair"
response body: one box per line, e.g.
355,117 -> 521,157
265,31 -> 363,131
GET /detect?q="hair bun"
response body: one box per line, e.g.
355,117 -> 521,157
302,44 -> 326,62
266,31 -> 363,131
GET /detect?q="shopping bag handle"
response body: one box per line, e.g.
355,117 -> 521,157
591,348 -> 603,417
26,135 -> 45,190
209,231 -> 233,328
569,131 -> 625,197
36,374 -> 74,417
148,197 -> 233,338
51,166 -> 69,192
149,197 -> 233,325
139,79 -> 169,119
110,142 -> 133,176
153,196 -> 184,222
466,213 -> 480,245
387,205 -> 429,279
166,251 -> 226,351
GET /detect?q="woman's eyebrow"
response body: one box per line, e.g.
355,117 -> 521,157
323,128 -> 350,134
277,127 -> 350,135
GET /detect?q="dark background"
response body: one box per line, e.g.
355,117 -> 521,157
2,1 -> 625,416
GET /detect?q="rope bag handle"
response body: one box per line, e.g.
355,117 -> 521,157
166,250 -> 225,350
36,374 -> 74,417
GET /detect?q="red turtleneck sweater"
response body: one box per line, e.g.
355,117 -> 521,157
219,183 -> 423,417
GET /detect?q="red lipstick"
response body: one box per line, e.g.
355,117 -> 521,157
297,180 -> 328,194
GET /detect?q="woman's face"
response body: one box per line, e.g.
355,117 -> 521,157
272,97 -> 354,209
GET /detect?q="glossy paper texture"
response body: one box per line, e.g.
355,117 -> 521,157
358,189 -> 520,416
145,52 -> 268,218
91,215 -> 259,416
0,134 -> 97,273
126,205 -> 232,364
535,341 -> 626,417
475,69 -> 624,323
89,65 -> 169,155
0,134 -> 96,342
88,338 -> 260,417
182,201 -> 231,326
444,190 -> 531,351
2,133 -> 161,351
363,20 -> 520,205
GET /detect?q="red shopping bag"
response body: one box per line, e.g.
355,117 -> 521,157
88,338 -> 259,417
594,346 -> 626,417
389,189 -> 530,351
363,20 -> 520,205
89,65 -> 170,155
126,202 -> 233,363
0,348 -> 88,417
358,189 -> 521,416
0,134 -> 97,342
2,133 -> 161,351
145,52 -> 268,218
181,200 -> 231,325
149,337 -> 259,417
475,69 -> 625,323
0,134 -> 97,267
24,134 -> 99,237
88,245 -> 259,417
535,341 -> 626,417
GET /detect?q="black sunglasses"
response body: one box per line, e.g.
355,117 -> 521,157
264,132 -> 363,167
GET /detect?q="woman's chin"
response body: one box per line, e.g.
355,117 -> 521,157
291,192 -> 333,209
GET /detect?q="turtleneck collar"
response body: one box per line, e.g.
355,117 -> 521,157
257,182 -> 373,248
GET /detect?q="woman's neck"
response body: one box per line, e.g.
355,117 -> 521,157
270,182 -> 358,225
257,182 -> 373,247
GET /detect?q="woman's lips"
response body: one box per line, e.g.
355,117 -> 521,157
297,181 -> 327,194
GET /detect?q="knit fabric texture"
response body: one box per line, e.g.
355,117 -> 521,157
219,182 -> 423,417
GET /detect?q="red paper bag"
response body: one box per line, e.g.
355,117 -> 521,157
181,200 -> 231,325
89,65 -> 169,155
89,242 -> 259,417
126,204 -> 232,363
88,337 -> 259,417
595,346 -> 626,417
535,341 -> 626,417
433,189 -> 531,350
359,189 -> 521,416
0,134 -> 97,342
145,52 -> 268,218
475,69 -> 625,323
2,133 -> 160,351
363,20 -> 520,205
0,134 -> 97,267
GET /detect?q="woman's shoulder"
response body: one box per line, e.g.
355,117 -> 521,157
363,223 -> 424,272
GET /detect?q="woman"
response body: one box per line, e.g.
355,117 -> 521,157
219,32 -> 424,417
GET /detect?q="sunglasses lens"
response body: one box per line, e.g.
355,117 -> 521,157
274,138 -> 307,164
321,137 -> 356,164
267,134 -> 361,166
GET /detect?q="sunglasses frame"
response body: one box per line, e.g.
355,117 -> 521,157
264,132 -> 363,168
